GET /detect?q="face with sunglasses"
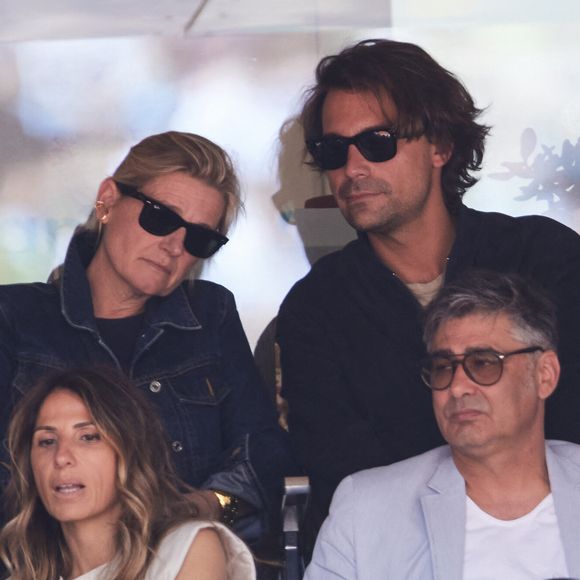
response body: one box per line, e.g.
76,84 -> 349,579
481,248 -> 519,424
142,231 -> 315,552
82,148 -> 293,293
92,172 -> 226,303
317,89 -> 450,234
429,312 -> 559,456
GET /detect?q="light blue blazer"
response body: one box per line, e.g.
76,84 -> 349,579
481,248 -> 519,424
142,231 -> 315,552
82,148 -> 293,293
305,441 -> 580,580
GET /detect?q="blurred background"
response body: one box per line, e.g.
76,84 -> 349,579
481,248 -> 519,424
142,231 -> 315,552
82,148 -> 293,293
1,0 -> 579,347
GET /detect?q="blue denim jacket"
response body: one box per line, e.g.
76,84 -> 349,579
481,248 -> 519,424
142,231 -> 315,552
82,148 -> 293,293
0,232 -> 293,541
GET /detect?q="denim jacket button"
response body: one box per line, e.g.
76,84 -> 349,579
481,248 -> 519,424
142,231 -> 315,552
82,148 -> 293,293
171,440 -> 184,453
149,380 -> 162,393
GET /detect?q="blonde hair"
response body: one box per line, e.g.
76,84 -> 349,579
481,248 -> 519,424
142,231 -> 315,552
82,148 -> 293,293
83,130 -> 243,236
0,368 -> 209,580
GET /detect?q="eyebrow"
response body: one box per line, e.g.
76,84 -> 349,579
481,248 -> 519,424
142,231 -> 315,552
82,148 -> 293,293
33,421 -> 96,433
429,346 -> 496,357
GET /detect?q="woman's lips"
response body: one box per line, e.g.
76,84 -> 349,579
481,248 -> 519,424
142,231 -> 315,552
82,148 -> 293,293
144,259 -> 171,275
54,482 -> 85,494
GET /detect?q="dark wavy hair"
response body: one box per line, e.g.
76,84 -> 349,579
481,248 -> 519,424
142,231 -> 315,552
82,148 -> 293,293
0,367 -> 208,580
301,38 -> 491,213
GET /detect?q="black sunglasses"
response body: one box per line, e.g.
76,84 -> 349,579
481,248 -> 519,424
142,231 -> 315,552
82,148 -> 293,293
115,182 -> 228,259
420,346 -> 544,391
306,127 -> 398,170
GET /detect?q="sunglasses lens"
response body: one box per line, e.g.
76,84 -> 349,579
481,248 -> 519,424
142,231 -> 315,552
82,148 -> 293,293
138,203 -> 181,236
183,227 -> 227,258
465,352 -> 502,385
356,129 -> 397,163
308,128 -> 397,170
423,356 -> 454,390
307,138 -> 348,171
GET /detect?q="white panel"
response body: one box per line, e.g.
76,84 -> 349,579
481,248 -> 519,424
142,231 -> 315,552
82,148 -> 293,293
0,0 -> 392,41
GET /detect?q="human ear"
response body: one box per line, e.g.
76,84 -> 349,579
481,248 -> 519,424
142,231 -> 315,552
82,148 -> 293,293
96,178 -> 122,208
432,141 -> 453,168
537,350 -> 560,400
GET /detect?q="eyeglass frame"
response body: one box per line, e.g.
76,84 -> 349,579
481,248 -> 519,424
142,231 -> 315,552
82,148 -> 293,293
306,126 -> 398,170
420,346 -> 545,391
114,181 -> 229,259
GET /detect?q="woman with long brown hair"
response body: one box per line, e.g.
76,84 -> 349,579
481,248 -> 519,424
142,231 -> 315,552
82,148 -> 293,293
0,367 -> 255,579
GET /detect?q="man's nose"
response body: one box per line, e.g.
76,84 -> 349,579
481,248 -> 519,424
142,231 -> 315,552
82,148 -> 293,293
448,362 -> 478,398
344,144 -> 371,179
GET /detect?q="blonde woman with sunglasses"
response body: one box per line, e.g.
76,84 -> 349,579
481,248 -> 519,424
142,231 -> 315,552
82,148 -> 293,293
0,132 -> 293,553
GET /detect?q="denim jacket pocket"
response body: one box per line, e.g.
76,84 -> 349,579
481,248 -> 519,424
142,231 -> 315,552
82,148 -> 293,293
166,359 -> 230,406
140,358 -> 231,485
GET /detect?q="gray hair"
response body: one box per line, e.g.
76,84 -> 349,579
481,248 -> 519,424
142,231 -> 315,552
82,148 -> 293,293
423,270 -> 558,351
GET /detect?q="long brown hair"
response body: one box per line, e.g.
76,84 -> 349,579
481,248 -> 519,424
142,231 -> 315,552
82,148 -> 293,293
301,38 -> 490,214
0,367 -> 208,580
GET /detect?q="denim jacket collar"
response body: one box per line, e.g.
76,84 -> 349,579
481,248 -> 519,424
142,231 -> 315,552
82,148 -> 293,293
57,231 -> 202,333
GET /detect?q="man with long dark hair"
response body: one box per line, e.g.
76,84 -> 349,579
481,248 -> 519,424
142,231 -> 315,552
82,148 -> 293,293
277,39 -> 580,551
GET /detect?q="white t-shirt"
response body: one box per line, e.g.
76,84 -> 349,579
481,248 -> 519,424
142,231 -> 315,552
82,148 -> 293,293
68,520 -> 255,580
463,494 -> 569,580
405,272 -> 445,308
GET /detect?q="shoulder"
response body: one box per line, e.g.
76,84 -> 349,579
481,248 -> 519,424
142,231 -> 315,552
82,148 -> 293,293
455,208 -> 580,284
312,447 -> 453,577
149,521 -> 255,580
184,279 -> 235,302
176,527 -> 226,580
546,440 -> 580,492
0,281 -> 53,301
279,239 -> 365,312
326,446 -> 453,523
547,440 -> 580,465
180,279 -> 237,320
462,207 -> 580,247
344,445 -> 453,497
0,282 -> 56,318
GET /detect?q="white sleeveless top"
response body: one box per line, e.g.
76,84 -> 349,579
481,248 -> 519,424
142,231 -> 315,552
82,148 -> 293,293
66,521 -> 256,580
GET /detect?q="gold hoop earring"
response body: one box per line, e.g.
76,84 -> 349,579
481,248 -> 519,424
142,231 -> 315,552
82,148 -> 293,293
95,201 -> 109,223
95,201 -> 109,241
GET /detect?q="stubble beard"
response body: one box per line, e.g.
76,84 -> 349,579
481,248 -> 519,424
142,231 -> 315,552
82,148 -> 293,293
336,176 -> 431,236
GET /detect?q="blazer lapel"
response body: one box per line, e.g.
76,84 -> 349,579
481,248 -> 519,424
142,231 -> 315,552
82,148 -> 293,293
420,454 -> 466,580
546,443 -> 580,576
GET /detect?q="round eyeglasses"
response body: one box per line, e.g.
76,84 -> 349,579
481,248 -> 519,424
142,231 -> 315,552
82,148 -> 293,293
420,346 -> 544,391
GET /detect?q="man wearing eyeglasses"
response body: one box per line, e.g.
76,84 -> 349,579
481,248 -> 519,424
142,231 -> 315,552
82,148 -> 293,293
276,38 -> 580,551
305,270 -> 580,580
